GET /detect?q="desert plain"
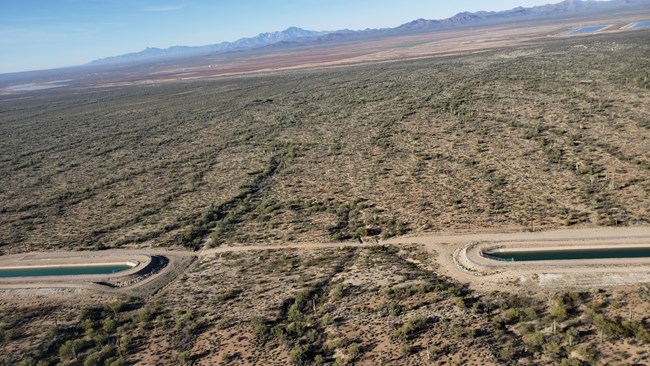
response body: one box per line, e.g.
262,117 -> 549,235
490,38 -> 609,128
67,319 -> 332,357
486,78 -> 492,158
1,8 -> 650,366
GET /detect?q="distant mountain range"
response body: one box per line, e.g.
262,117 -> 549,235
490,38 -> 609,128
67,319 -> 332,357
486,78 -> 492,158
393,0 -> 611,33
91,27 -> 332,65
91,0 -> 650,65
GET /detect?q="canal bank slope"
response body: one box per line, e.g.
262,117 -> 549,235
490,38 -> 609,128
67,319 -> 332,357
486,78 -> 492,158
0,249 -> 195,298
385,226 -> 650,292
2,226 -> 649,296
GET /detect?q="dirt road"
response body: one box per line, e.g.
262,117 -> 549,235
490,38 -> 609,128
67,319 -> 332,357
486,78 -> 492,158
202,226 -> 650,254
202,226 -> 650,291
3,226 -> 649,295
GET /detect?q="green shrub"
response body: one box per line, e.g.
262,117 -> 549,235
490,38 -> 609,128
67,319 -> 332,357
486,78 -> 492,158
393,315 -> 429,341
543,340 -> 562,356
523,332 -> 544,349
107,357 -> 126,366
177,351 -> 191,365
330,283 -> 346,300
289,345 -> 308,365
216,288 -> 242,302
102,317 -> 116,333
347,342 -> 361,360
58,340 -> 77,360
549,303 -> 568,321
454,296 -> 467,310
522,307 -> 537,321
83,352 -> 101,366
400,343 -> 414,357
503,308 -> 522,324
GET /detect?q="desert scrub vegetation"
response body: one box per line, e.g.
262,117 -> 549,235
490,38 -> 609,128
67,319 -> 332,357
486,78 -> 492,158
3,246 -> 650,365
0,300 -> 140,366
1,31 -> 649,252
86,245 -> 500,364
0,297 -> 211,366
484,288 -> 650,365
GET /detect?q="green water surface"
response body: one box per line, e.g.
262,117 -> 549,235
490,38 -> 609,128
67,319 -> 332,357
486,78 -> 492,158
486,247 -> 650,262
0,265 -> 132,278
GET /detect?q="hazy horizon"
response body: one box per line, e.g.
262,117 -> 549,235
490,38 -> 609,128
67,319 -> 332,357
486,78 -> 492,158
0,0 -> 574,74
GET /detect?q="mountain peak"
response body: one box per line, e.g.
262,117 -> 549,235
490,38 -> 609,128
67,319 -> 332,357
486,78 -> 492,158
91,0 -> 648,66
284,26 -> 306,32
91,26 -> 331,65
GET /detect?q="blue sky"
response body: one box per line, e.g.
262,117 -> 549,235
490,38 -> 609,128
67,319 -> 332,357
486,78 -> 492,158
1,0 -> 560,73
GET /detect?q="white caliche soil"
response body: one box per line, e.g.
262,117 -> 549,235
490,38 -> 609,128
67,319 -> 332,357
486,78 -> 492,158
386,226 -> 650,291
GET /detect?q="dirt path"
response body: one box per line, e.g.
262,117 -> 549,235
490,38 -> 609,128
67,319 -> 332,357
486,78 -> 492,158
201,226 -> 650,292
199,241 -> 377,256
201,226 -> 650,254
3,226 -> 649,296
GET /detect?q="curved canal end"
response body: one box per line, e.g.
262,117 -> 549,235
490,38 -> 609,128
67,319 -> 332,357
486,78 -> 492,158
0,250 -> 196,298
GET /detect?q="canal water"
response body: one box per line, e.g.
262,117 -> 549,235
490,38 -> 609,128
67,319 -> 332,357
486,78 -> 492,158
566,25 -> 607,35
486,247 -> 650,262
0,264 -> 133,278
